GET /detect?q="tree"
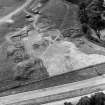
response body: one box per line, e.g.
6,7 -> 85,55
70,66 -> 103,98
90,92 -> 105,105
79,0 -> 105,39
64,102 -> 73,105
76,96 -> 91,105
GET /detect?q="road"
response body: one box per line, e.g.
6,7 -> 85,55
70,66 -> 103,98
0,74 -> 105,105
43,91 -> 104,105
0,0 -> 34,24
1,1 -> 105,105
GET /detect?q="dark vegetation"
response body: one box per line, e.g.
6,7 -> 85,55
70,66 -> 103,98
0,0 -> 105,87
64,92 -> 105,105
14,58 -> 48,80
79,0 -> 105,39
60,0 -> 105,42
76,96 -> 91,105
64,102 -> 73,105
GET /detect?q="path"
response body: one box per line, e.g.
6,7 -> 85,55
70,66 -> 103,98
0,0 -> 34,24
0,74 -> 105,105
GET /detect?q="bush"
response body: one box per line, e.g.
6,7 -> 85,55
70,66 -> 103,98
64,92 -> 105,105
14,58 -> 47,80
76,96 -> 91,105
90,92 -> 105,105
79,0 -> 105,31
64,102 -> 73,105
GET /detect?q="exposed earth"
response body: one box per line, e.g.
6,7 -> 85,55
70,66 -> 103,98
0,0 -> 105,94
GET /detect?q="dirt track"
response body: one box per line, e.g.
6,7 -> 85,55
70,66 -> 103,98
1,73 -> 105,105
0,0 -> 34,24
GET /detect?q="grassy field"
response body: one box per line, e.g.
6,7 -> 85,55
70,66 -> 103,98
0,0 -> 28,82
0,0 -> 26,17
0,9 -> 31,81
0,10 -> 30,44
39,0 -> 67,29
0,0 -> 105,94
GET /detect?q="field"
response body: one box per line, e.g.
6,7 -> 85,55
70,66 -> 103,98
0,0 -> 26,17
0,0 -> 105,96
0,0 -> 31,81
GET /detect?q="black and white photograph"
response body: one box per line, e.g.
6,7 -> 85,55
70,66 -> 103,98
0,0 -> 105,105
